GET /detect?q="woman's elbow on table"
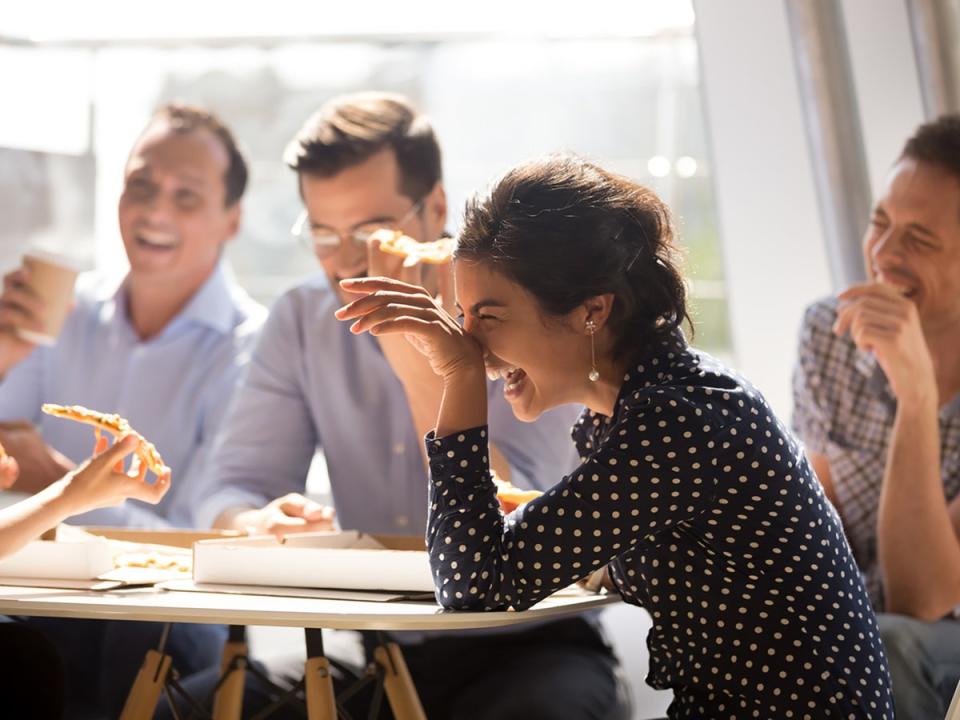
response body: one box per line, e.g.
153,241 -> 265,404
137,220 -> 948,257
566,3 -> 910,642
433,575 -> 538,612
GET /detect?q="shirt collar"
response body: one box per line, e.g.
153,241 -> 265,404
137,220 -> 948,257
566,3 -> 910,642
107,263 -> 237,339
169,263 -> 237,335
593,328 -> 691,419
621,328 -> 690,390
852,346 -> 899,402
853,345 -> 878,380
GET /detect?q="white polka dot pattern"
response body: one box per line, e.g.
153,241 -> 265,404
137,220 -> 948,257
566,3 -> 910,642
425,336 -> 894,719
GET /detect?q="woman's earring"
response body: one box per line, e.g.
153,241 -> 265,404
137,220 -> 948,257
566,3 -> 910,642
586,319 -> 600,382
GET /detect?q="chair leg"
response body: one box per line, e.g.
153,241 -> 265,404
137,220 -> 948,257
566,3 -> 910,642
372,642 -> 426,720
119,649 -> 173,720
304,629 -> 337,720
945,677 -> 960,720
213,625 -> 248,720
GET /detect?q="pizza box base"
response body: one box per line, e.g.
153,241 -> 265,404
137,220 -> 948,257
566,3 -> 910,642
192,531 -> 435,593
0,525 -> 237,583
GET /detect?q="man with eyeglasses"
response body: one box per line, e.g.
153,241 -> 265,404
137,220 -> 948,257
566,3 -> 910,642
182,92 -> 631,720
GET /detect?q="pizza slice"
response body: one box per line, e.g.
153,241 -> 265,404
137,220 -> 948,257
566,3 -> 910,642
493,476 -> 543,513
373,229 -> 455,267
41,403 -> 170,477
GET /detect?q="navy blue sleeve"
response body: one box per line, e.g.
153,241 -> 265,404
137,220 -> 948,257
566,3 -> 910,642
425,395 -> 726,611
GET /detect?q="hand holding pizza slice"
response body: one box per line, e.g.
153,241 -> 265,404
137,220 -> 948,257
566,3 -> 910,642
41,403 -> 171,480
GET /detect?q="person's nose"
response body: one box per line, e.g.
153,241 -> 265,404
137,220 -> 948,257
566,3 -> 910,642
142,192 -> 174,225
462,316 -> 485,346
869,225 -> 902,263
332,231 -> 366,269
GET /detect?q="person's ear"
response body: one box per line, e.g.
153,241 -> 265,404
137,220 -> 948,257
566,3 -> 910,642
580,294 -> 615,334
223,203 -> 242,244
424,181 -> 447,237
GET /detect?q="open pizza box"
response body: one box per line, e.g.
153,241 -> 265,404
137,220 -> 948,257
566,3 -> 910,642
183,530 -> 436,602
0,525 -> 239,590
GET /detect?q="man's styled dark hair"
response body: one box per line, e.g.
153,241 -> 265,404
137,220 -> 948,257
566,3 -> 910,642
457,154 -> 691,363
283,92 -> 442,202
900,114 -> 960,183
145,103 -> 249,207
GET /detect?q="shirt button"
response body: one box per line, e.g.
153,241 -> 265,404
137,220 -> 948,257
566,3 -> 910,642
396,515 -> 409,528
393,443 -> 406,455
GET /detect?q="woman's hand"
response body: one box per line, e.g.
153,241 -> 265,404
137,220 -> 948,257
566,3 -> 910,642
59,434 -> 170,514
335,277 -> 484,381
0,452 -> 18,490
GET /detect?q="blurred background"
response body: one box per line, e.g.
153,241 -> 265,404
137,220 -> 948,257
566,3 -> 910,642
1,0 -> 957,716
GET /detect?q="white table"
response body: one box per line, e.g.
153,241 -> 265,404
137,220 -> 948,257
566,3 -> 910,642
0,583 -> 617,719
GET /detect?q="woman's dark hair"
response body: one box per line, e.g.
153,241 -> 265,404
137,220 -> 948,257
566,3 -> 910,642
456,154 -> 690,362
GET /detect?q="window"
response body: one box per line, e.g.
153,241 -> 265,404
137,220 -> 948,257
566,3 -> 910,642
1,2 -> 730,356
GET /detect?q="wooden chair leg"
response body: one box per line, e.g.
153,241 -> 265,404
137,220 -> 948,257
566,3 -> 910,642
304,629 -> 337,720
213,625 -> 248,720
119,649 -> 172,720
373,642 -> 427,720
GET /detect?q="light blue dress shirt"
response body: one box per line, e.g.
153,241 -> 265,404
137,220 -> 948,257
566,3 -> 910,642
0,264 -> 266,528
195,274 -> 581,533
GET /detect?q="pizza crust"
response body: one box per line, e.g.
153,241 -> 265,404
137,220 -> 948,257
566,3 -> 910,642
373,229 -> 455,266
113,549 -> 191,573
493,477 -> 543,512
41,403 -> 170,477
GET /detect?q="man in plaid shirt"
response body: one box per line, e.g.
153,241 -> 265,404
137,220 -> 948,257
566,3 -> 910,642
793,115 -> 960,720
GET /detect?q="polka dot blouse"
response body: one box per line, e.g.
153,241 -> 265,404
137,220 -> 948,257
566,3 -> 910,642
425,336 -> 893,719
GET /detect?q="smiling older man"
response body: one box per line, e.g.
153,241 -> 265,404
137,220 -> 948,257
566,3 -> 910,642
0,103 -> 265,717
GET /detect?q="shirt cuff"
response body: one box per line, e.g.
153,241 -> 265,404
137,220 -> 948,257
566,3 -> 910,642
425,425 -> 491,489
193,487 -> 273,531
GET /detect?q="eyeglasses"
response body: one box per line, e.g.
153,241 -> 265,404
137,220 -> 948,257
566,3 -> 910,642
291,198 -> 425,258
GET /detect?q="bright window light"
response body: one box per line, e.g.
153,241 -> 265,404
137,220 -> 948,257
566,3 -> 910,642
675,156 -> 698,178
647,155 -> 672,177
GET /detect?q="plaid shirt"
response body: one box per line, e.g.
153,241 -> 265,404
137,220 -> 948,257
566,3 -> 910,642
792,297 -> 960,611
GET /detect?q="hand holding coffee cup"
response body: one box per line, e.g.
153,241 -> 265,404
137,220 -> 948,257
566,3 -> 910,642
0,268 -> 43,375
0,250 -> 80,375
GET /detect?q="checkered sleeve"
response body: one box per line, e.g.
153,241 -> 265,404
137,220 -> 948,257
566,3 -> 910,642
792,300 -> 838,455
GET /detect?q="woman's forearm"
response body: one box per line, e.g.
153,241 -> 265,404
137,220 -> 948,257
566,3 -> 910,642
0,479 -> 77,559
436,368 -> 488,438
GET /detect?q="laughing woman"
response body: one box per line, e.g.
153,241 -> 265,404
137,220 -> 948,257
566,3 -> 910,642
336,155 -> 893,719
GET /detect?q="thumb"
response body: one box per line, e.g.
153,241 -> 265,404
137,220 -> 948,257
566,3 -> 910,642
277,494 -> 312,518
301,501 -> 334,522
0,456 -> 19,489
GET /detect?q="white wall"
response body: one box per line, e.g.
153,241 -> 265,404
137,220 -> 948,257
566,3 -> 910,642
841,0 -> 927,197
694,0 -> 833,419
691,0 -> 926,419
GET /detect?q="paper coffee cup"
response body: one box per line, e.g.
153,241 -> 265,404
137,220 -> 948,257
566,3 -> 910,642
16,249 -> 81,346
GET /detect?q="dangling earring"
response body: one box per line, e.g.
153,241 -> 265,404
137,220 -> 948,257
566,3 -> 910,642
586,319 -> 600,382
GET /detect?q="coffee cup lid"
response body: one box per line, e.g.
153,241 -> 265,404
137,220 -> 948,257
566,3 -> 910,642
23,248 -> 86,273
